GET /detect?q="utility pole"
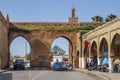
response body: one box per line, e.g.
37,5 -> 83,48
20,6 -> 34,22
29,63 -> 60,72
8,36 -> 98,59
25,40 -> 27,61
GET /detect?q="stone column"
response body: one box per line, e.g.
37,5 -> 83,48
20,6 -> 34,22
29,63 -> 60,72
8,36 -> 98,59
0,47 -> 1,69
73,57 -> 75,69
97,35 -> 100,65
108,31 -> 112,72
79,58 -> 82,68
81,35 -> 85,68
89,43 -> 91,63
77,32 -> 82,68
82,57 -> 85,68
97,58 -> 100,65
88,57 -> 91,63
81,42 -> 85,68
108,58 -> 112,72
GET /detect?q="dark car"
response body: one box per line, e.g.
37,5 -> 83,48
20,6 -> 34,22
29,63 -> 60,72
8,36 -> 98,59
13,60 -> 25,70
52,62 -> 63,71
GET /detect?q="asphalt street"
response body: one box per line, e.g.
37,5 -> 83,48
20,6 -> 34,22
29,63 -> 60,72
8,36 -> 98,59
0,69 -> 103,80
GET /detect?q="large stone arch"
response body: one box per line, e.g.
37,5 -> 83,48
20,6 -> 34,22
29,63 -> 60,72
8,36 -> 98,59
9,33 -> 32,47
9,31 -> 51,68
0,13 -> 9,69
50,35 -> 73,61
99,38 -> 109,65
9,33 -> 32,63
91,41 -> 97,64
111,33 -> 120,65
84,46 -> 89,58
9,31 -> 78,68
83,46 -> 89,68
82,40 -> 90,68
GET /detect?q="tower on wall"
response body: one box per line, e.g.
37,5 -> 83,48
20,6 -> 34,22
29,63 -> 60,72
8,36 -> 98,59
69,7 -> 78,22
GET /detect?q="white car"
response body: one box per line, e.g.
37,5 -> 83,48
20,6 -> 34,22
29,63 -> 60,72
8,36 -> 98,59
66,63 -> 73,70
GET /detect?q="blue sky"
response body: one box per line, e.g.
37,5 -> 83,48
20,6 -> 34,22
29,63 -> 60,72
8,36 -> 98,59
1,0 -> 120,56
0,0 -> 120,22
10,37 -> 30,56
51,37 -> 69,55
10,37 -> 68,56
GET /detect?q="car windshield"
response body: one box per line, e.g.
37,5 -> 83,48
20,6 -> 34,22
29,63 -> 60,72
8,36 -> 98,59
15,60 -> 24,64
54,62 -> 62,65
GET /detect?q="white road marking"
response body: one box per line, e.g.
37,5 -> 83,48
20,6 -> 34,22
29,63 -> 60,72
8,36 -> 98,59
32,71 -> 48,80
29,70 -> 31,80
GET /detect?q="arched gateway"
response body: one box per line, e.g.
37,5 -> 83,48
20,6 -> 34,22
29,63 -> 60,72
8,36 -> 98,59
0,8 -> 103,69
9,24 -> 77,68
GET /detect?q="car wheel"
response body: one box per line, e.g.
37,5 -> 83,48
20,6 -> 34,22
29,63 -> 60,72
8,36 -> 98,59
14,67 -> 16,70
66,68 -> 67,71
23,67 -> 25,70
52,68 -> 55,71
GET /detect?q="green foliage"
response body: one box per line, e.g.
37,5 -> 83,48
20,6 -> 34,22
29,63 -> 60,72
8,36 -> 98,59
10,55 -> 21,60
9,25 -> 95,32
92,15 -> 103,22
9,27 -> 29,33
105,14 -> 117,22
25,54 -> 30,60
72,25 -> 94,30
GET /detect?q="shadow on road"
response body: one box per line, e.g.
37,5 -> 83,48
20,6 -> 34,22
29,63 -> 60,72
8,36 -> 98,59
0,73 -> 12,80
7,67 -> 77,73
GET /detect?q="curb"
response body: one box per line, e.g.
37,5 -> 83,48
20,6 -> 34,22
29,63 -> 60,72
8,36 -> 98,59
76,69 -> 110,80
0,70 -> 6,73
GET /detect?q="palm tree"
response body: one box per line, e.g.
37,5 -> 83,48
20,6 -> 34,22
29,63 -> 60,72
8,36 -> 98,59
92,15 -> 103,22
105,14 -> 117,22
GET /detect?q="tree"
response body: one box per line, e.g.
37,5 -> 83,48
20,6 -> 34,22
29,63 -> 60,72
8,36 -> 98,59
25,54 -> 30,60
11,55 -> 21,60
92,15 -> 103,22
105,14 -> 117,22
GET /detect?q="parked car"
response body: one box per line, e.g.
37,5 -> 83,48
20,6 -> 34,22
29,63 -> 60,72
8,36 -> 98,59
13,60 -> 25,70
60,62 -> 67,70
67,63 -> 73,70
60,62 -> 73,70
52,62 -> 63,71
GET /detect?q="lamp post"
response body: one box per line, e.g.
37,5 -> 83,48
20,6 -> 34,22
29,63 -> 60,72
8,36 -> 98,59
24,40 -> 27,61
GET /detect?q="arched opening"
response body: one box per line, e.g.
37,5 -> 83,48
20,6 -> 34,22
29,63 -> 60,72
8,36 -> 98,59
91,41 -> 97,65
9,36 -> 31,68
99,38 -> 109,65
50,37 -> 72,65
84,46 -> 89,68
111,33 -> 120,65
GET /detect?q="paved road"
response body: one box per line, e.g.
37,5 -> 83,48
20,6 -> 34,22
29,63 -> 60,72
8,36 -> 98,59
0,69 -> 103,80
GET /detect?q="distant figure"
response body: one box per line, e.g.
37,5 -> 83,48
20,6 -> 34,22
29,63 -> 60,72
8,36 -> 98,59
56,59 -> 59,62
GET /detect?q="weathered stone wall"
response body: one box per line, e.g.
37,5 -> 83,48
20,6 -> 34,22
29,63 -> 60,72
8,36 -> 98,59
9,30 -> 78,68
10,22 -> 104,29
8,21 -> 104,68
0,12 -> 9,69
0,10 -> 105,69
82,18 -> 120,69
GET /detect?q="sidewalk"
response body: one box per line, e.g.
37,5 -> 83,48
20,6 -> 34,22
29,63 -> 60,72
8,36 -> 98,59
76,69 -> 120,80
0,70 -> 6,73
